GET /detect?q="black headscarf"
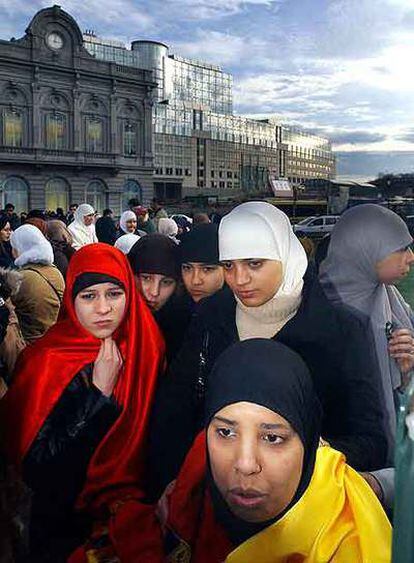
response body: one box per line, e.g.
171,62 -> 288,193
127,233 -> 180,280
95,216 -> 117,246
72,272 -> 124,300
179,223 -> 220,265
205,338 -> 322,546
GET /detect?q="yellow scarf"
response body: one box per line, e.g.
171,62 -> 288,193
226,447 -> 391,563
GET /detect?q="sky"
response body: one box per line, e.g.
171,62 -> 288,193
1,0 -> 414,179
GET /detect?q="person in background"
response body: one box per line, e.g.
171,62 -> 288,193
66,203 -> 78,225
25,217 -> 47,236
119,210 -> 138,236
209,204 -> 222,225
158,217 -> 180,244
127,234 -> 180,316
56,207 -> 66,223
1,244 -> 165,562
67,204 -> 98,250
95,209 -> 117,246
180,224 -> 224,305
3,203 -> 20,230
153,223 -> 225,365
0,266 -> 25,385
147,340 -> 391,562
10,224 -> 65,343
173,215 -> 192,240
114,233 -> 140,255
193,212 -> 211,225
135,205 -> 156,235
46,220 -> 76,279
150,198 -> 168,229
19,212 -> 27,225
149,202 -> 387,498
0,216 -> 14,269
319,204 -> 414,510
26,209 -> 46,221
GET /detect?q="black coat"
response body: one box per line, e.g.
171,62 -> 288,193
154,292 -> 198,364
149,268 -> 387,497
23,366 -> 120,562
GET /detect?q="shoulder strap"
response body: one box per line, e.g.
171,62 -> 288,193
25,267 -> 63,304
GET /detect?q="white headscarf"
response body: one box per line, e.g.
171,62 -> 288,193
120,210 -> 137,234
219,201 -> 308,298
158,218 -> 179,238
11,224 -> 54,267
73,203 -> 95,226
115,233 -> 140,255
68,203 -> 97,249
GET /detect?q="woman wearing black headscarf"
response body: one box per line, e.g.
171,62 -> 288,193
0,215 -> 14,269
139,340 -> 391,561
128,234 -> 181,361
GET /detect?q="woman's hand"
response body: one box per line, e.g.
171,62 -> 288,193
388,328 -> 414,375
92,337 -> 123,397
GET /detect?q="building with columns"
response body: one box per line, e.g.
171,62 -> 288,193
0,5 -> 155,213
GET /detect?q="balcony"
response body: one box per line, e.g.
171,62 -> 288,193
0,145 -> 124,170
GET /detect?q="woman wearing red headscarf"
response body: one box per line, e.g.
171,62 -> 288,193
1,243 -> 165,562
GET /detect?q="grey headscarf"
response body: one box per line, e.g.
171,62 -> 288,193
319,204 -> 413,458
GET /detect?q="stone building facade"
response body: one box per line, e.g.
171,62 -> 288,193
0,5 -> 156,213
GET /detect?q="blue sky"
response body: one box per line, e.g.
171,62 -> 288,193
1,0 -> 414,178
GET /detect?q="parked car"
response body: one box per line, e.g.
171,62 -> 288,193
294,215 -> 340,237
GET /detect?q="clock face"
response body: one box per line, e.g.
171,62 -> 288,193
46,32 -> 64,51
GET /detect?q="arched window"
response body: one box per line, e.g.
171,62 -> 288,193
1,176 -> 29,213
123,121 -> 137,156
86,117 -> 104,153
1,86 -> 28,147
121,179 -> 142,211
85,179 -> 107,213
45,177 -> 69,211
45,112 -> 67,149
3,109 -> 23,147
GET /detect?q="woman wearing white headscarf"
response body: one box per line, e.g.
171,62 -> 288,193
119,210 -> 138,235
114,233 -> 140,255
10,224 -> 65,343
67,204 -> 98,250
158,217 -> 179,244
319,204 -> 414,508
149,201 -> 387,498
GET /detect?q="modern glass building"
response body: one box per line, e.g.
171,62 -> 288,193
84,32 -> 335,201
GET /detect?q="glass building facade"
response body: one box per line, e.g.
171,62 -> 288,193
84,32 -> 335,200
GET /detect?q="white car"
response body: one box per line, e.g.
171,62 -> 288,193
293,215 -> 340,236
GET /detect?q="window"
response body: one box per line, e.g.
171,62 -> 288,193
325,217 -> 338,225
1,176 -> 29,213
175,168 -> 183,176
166,168 -> 173,175
45,178 -> 69,211
309,218 -> 323,226
122,179 -> 142,211
46,113 -> 66,149
86,118 -> 104,152
85,179 -> 107,212
227,171 -> 233,178
123,122 -> 137,156
3,110 -> 23,147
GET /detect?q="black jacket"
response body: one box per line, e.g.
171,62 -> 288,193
23,367 -> 120,562
149,268 -> 387,497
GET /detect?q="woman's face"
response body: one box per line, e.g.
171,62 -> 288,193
74,282 -> 127,339
208,401 -> 304,523
0,222 -> 11,243
376,246 -> 414,284
126,219 -> 137,233
137,273 -> 177,311
222,259 -> 283,307
181,262 -> 224,302
83,213 -> 95,227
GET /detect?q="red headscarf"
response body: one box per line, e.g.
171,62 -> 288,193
2,244 -> 165,553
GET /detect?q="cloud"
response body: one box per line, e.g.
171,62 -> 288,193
329,131 -> 387,145
160,0 -> 281,20
337,151 -> 414,177
396,129 -> 414,143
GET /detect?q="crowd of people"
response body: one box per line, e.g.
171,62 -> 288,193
0,197 -> 412,562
